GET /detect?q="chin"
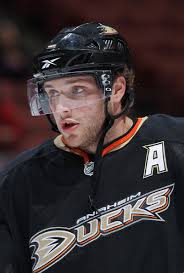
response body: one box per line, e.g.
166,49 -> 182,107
63,135 -> 83,148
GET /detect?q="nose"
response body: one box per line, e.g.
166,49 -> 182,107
54,96 -> 73,117
56,103 -> 71,116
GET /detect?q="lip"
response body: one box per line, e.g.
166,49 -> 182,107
60,119 -> 80,132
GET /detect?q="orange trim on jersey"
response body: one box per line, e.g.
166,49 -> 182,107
102,117 -> 143,156
71,147 -> 90,163
61,136 -> 90,163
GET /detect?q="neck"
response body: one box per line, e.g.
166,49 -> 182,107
104,115 -> 133,145
81,115 -> 133,154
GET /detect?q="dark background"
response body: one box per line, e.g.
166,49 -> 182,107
0,0 -> 184,168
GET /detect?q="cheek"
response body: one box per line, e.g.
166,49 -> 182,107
81,104 -> 105,129
84,101 -> 104,116
52,112 -> 59,122
52,113 -> 61,129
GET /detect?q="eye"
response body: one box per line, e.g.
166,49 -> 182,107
72,86 -> 85,95
47,89 -> 60,97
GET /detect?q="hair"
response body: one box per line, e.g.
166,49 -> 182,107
114,64 -> 135,112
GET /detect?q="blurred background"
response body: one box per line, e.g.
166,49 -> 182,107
0,0 -> 184,169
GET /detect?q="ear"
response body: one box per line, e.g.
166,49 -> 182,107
107,76 -> 126,115
111,76 -> 126,102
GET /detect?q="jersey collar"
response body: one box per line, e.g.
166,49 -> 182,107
54,116 -> 147,164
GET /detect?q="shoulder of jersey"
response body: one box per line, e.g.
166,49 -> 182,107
0,138 -> 59,183
140,114 -> 184,144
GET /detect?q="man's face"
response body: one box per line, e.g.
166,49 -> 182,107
44,75 -> 105,152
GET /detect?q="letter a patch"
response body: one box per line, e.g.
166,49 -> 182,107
143,141 -> 168,179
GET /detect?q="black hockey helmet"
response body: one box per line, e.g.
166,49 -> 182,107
27,22 -> 134,117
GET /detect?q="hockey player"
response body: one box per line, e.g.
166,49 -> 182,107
0,22 -> 183,273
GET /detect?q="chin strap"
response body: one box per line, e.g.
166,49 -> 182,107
46,114 -> 60,133
88,94 -> 132,213
88,100 -> 114,212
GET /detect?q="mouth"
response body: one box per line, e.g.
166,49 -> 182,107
61,120 -> 80,132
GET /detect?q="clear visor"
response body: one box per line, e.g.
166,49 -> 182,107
27,70 -> 112,116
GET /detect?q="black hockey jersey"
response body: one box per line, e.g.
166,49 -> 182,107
0,114 -> 184,273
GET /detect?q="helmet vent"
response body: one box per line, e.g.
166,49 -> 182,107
103,39 -> 114,50
117,41 -> 124,51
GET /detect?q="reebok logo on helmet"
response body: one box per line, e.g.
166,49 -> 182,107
41,57 -> 61,69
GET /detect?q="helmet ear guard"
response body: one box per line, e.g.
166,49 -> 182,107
27,80 -> 51,116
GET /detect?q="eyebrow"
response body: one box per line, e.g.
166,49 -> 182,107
44,77 -> 94,89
